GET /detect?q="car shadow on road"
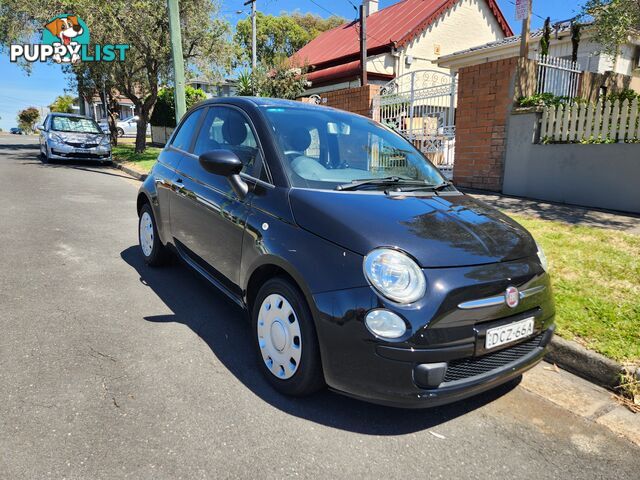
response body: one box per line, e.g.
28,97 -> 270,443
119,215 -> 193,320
20,158 -> 136,181
121,245 -> 520,436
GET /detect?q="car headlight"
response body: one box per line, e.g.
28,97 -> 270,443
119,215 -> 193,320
49,132 -> 65,143
100,135 -> 111,147
363,248 -> 426,304
536,240 -> 548,271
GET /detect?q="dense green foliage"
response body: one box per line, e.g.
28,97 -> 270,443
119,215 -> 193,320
582,0 -> 640,55
236,61 -> 308,100
540,17 -> 551,56
235,12 -> 344,67
48,95 -> 75,114
150,86 -> 207,127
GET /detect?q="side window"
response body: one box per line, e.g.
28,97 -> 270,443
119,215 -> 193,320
171,109 -> 203,152
194,106 -> 259,175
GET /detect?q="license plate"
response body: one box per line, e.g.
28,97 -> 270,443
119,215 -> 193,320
74,148 -> 90,154
485,317 -> 535,350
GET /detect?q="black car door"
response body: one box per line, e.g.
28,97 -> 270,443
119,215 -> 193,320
170,105 -> 262,292
155,108 -> 205,239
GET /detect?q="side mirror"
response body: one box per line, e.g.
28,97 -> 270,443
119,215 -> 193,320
198,150 -> 248,199
36,124 -> 44,131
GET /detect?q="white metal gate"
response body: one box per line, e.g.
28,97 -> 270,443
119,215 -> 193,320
373,70 -> 457,178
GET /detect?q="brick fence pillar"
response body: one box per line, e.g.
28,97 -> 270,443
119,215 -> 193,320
301,84 -> 381,118
454,57 -> 521,191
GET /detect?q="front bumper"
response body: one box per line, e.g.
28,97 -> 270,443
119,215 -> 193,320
49,142 -> 111,161
311,257 -> 555,408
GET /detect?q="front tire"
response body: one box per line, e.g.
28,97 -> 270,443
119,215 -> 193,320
41,145 -> 51,164
138,204 -> 168,267
117,128 -> 125,137
252,277 -> 325,396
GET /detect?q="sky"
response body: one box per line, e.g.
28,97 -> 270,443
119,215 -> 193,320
0,0 -> 583,131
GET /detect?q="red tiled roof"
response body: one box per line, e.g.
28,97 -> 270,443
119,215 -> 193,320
306,60 -> 394,86
293,0 -> 513,69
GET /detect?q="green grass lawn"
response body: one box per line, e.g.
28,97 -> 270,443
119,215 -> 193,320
112,143 -> 161,173
510,214 -> 640,364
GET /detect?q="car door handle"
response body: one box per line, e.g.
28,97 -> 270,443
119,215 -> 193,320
172,178 -> 185,192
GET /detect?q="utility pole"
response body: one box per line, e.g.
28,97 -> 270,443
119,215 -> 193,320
244,0 -> 257,94
167,0 -> 187,122
518,0 -> 532,58
359,4 -> 367,86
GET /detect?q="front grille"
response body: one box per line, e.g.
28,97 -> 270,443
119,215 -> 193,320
443,334 -> 544,383
52,150 -> 109,159
65,142 -> 99,148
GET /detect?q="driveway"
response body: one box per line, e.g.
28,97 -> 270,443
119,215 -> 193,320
0,135 -> 638,479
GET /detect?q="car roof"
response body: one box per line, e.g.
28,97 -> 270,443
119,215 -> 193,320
49,113 -> 93,119
200,96 -> 354,115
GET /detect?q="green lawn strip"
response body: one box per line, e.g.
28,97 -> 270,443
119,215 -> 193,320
508,214 -> 640,364
112,144 -> 161,173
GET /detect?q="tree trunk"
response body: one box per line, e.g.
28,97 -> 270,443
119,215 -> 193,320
135,110 -> 148,153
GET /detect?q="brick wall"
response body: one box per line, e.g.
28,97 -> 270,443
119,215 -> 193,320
301,84 -> 381,118
453,57 -> 520,191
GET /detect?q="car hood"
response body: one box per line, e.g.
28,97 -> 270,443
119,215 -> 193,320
289,189 -> 537,268
52,131 -> 104,143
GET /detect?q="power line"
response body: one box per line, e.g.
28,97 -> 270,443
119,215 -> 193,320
307,0 -> 342,18
505,0 -> 548,22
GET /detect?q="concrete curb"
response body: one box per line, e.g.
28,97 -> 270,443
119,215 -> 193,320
545,336 -> 624,389
113,159 -> 147,181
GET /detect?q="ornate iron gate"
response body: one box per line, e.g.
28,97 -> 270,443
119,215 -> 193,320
373,70 -> 457,178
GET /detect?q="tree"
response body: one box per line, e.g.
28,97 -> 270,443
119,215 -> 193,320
48,94 -> 75,113
540,17 -> 551,56
238,59 -> 308,99
0,0 -> 234,153
582,0 -> 640,56
571,22 -> 582,62
17,107 -> 39,133
235,12 -> 345,67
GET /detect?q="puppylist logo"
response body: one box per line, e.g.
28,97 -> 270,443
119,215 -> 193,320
10,14 -> 129,64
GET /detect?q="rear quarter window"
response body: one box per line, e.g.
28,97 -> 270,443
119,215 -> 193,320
171,109 -> 203,152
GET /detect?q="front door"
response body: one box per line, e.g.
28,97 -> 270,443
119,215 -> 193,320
170,105 -> 262,290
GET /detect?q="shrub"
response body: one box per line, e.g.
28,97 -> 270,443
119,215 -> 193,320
150,86 -> 207,127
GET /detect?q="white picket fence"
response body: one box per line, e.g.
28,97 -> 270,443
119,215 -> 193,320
536,54 -> 582,99
540,98 -> 640,143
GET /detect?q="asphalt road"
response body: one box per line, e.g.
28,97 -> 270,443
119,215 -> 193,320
0,135 -> 638,479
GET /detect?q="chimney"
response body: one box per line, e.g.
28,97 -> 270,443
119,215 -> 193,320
364,0 -> 379,16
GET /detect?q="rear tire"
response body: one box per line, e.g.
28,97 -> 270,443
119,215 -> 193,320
138,203 -> 168,267
252,277 -> 325,396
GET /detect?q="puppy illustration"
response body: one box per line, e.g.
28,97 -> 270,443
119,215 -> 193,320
44,15 -> 83,64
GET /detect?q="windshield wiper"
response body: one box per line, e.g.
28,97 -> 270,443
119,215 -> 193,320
387,180 -> 453,193
335,176 -> 428,191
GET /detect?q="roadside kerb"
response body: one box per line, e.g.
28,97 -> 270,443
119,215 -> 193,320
546,336 -> 626,389
113,158 -> 147,181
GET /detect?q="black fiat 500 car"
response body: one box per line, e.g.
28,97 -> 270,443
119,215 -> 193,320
137,97 -> 554,408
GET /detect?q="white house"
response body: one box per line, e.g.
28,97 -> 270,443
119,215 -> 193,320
293,0 -> 513,94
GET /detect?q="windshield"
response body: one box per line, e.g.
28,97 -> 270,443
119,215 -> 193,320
261,106 -> 445,190
51,116 -> 102,134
